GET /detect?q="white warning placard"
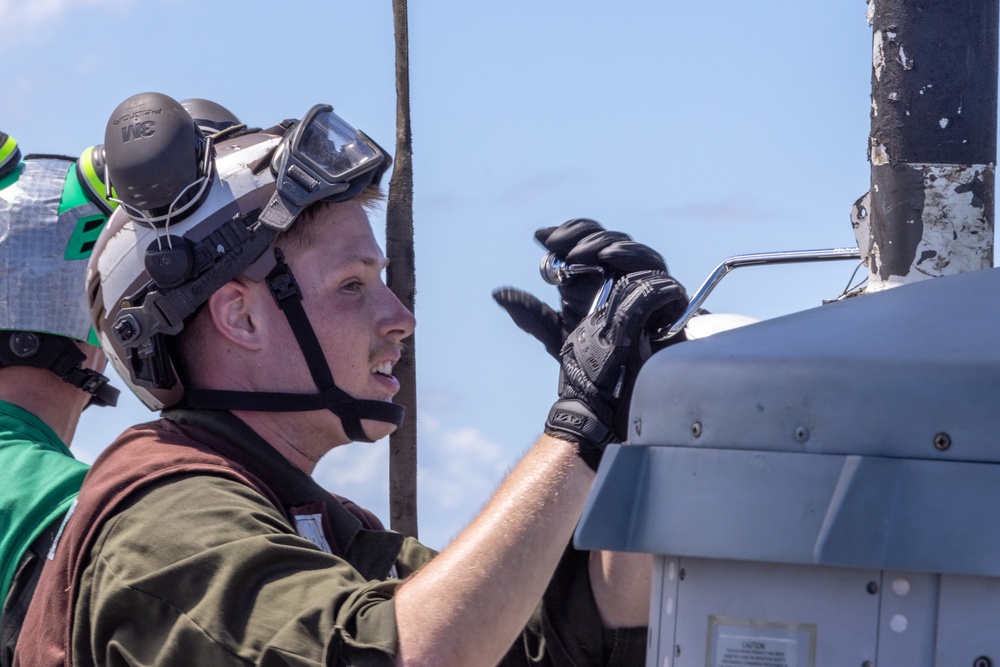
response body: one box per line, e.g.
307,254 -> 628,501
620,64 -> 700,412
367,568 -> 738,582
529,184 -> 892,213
716,635 -> 796,666
708,616 -> 816,667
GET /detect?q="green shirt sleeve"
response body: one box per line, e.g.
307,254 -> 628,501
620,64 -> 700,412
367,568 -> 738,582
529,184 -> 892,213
0,401 -> 86,610
75,475 -> 403,667
74,473 -> 644,667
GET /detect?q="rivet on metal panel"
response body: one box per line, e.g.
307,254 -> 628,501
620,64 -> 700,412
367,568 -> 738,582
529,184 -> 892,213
890,614 -> 908,633
934,432 -> 952,451
795,426 -> 810,443
691,422 -> 702,438
866,581 -> 879,595
675,644 -> 681,657
679,568 -> 686,581
633,418 -> 642,437
973,657 -> 992,667
862,661 -> 874,667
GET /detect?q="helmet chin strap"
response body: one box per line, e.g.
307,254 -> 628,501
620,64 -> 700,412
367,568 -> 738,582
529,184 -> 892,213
183,248 -> 404,443
0,331 -> 119,408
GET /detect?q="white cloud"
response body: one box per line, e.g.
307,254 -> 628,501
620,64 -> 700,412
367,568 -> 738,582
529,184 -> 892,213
411,415 -> 519,548
305,414 -> 523,551
421,426 -> 508,511
0,0 -> 117,30
419,412 -> 440,432
318,442 -> 389,487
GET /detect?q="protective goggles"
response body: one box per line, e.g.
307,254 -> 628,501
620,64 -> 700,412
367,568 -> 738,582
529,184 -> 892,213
108,103 -> 391,359
259,104 -> 390,231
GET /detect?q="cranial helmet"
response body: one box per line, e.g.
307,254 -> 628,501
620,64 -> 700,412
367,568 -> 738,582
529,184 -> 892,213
88,92 -> 399,441
0,133 -> 119,407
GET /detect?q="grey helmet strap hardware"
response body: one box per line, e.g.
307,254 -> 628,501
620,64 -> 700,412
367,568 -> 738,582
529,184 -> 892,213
114,218 -> 278,352
183,248 -> 405,442
0,331 -> 119,407
114,216 -> 279,391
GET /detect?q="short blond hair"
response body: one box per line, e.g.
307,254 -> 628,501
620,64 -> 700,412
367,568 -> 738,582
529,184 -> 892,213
277,185 -> 384,258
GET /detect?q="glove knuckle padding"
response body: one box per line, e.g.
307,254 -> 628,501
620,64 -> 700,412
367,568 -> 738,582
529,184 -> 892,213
601,241 -> 668,274
565,230 -> 632,265
538,218 -> 606,255
545,269 -> 689,468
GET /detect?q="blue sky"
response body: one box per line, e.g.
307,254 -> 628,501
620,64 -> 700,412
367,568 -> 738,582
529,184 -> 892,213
2,0 -> 881,550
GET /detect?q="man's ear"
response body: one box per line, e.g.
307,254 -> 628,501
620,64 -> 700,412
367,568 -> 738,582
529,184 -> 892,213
205,278 -> 264,351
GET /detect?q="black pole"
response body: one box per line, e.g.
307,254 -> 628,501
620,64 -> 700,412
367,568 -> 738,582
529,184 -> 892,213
386,0 -> 418,538
863,0 -> 997,289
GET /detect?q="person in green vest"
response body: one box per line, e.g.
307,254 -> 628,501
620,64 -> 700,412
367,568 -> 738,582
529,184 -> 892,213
0,132 -> 120,666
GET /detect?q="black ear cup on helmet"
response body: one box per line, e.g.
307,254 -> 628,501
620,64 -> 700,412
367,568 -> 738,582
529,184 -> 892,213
0,132 -> 21,181
144,236 -> 195,289
104,92 -> 212,226
180,98 -> 242,136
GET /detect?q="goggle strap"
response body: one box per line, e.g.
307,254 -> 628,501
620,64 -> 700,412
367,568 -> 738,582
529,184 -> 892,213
258,192 -> 301,231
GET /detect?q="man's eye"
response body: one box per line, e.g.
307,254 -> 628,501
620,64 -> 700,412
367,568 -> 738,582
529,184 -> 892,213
343,280 -> 362,292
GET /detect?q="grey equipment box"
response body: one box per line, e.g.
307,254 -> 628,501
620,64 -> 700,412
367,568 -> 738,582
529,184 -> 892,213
576,267 -> 1000,667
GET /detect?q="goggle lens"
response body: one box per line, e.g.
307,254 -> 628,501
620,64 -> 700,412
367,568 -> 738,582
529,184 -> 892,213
298,110 -> 381,180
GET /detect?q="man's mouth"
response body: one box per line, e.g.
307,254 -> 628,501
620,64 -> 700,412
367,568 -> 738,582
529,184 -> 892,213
371,360 -> 395,377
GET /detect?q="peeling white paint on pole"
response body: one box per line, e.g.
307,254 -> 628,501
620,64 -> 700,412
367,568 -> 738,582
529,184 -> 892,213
851,191 -> 873,259
864,0 -> 996,293
866,164 -> 995,292
873,30 -> 886,81
869,137 -> 890,165
897,45 -> 913,70
913,164 -> 994,276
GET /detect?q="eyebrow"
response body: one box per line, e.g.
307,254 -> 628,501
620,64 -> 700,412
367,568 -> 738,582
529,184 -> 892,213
355,255 -> 390,270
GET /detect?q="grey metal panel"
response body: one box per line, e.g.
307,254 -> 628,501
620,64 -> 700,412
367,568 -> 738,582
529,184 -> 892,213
628,267 -> 1000,461
934,575 -> 1000,663
647,558 -> 1000,667
577,445 -> 846,564
875,572 -> 939,666
576,445 -> 1000,577
648,557 -> 680,667
671,558 -> 879,666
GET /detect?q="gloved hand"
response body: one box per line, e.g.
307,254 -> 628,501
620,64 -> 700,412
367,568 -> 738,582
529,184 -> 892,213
545,270 -> 688,470
493,218 -> 668,360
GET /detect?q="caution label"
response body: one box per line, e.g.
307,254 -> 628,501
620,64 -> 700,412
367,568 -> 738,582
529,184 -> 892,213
716,635 -> 796,666
708,616 -> 815,667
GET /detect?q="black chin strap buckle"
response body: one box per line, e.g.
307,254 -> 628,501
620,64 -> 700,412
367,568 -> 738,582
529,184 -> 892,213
65,367 -> 121,408
0,331 -> 120,407
266,248 -> 302,307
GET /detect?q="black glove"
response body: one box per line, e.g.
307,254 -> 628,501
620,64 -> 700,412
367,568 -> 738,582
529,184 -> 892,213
545,270 -> 688,470
493,218 -> 668,360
